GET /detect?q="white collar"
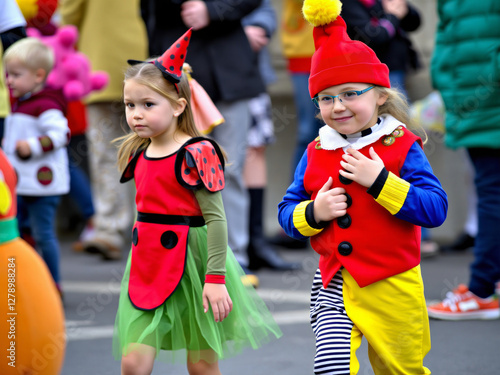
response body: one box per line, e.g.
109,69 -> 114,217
318,114 -> 405,152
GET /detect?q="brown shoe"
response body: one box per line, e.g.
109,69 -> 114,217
83,239 -> 122,261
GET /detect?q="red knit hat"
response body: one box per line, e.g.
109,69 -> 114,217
303,0 -> 390,97
128,28 -> 192,86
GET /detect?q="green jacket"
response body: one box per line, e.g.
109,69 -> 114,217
431,1 -> 500,149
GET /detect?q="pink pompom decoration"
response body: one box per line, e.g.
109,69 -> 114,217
27,25 -> 108,101
90,73 -> 109,91
63,81 -> 85,101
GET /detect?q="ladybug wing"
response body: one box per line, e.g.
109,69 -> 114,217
176,138 -> 225,192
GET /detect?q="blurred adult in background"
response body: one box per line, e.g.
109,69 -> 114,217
242,0 -> 300,271
340,0 -> 421,98
427,0 -> 500,321
140,0 -> 265,270
59,0 -> 148,260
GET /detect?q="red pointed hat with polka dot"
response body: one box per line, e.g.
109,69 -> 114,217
154,28 -> 192,84
128,28 -> 192,85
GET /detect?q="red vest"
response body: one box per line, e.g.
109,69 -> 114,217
304,129 -> 422,288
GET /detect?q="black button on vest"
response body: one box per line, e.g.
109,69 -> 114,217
337,214 -> 351,229
338,241 -> 353,256
344,192 -> 352,208
132,227 -> 138,246
339,173 -> 352,185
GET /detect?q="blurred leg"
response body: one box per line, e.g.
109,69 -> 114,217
211,99 -> 250,266
467,148 -> 500,298
86,102 -> 134,256
21,195 -> 61,284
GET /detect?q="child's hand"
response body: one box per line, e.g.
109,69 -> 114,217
340,147 -> 385,188
15,140 -> 32,159
202,283 -> 233,323
313,177 -> 347,223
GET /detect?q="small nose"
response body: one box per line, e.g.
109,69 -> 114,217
332,97 -> 345,111
133,108 -> 143,118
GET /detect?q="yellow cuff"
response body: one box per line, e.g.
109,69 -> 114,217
293,200 -> 324,237
375,172 -> 410,215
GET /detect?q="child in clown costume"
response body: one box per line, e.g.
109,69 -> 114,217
112,29 -> 281,374
278,1 -> 448,374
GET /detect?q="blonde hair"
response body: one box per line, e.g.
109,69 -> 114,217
3,37 -> 54,76
376,86 -> 428,143
115,62 -> 201,171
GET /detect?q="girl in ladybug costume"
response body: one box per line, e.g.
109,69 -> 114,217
112,29 -> 281,374
278,1 -> 447,374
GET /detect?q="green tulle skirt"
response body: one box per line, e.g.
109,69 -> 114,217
112,226 -> 282,364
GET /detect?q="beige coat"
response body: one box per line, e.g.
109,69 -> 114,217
59,0 -> 148,103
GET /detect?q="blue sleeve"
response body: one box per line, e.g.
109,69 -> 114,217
277,150 -> 311,240
395,142 -> 448,227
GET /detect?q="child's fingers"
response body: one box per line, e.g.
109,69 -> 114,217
203,294 -> 209,314
318,176 -> 333,194
211,301 -> 221,322
369,147 -> 383,162
223,299 -> 230,320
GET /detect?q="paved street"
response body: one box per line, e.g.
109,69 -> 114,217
59,240 -> 500,375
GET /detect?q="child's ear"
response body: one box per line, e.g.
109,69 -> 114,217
377,92 -> 388,106
174,98 -> 187,117
34,68 -> 48,84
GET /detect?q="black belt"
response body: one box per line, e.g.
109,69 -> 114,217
137,212 -> 205,227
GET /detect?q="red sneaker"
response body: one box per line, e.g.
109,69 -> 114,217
428,284 -> 499,320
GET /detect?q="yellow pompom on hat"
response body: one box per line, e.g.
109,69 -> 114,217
303,0 -> 390,97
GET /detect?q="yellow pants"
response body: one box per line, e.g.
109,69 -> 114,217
342,266 -> 431,375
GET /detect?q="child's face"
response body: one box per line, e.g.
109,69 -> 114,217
316,83 -> 387,135
5,59 -> 45,98
124,79 -> 183,142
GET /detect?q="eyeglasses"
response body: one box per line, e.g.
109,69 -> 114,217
312,86 -> 375,109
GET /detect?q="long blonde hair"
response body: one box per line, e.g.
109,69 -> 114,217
376,86 -> 428,143
115,62 -> 201,171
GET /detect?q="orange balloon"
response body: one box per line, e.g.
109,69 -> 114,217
0,239 -> 66,375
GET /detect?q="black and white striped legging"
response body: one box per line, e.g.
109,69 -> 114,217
310,269 -> 353,375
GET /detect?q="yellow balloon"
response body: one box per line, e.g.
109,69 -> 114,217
0,180 -> 12,215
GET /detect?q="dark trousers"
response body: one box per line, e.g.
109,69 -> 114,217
468,148 -> 500,298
